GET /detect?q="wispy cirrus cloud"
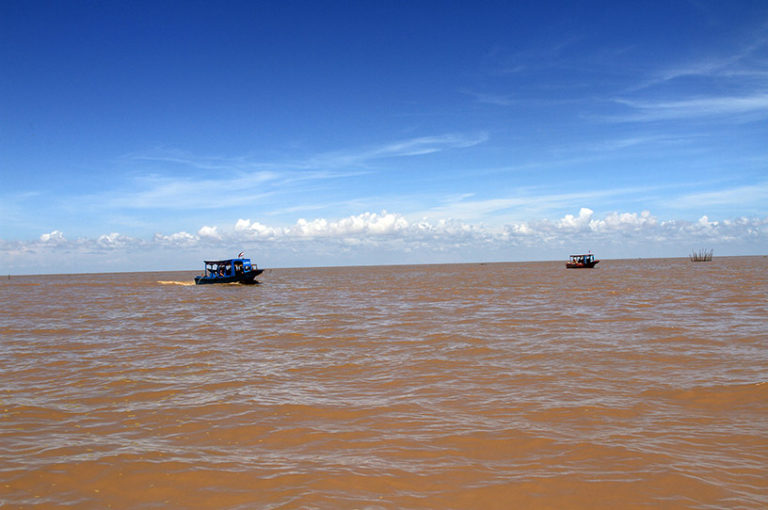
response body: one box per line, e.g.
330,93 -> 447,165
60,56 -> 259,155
669,181 -> 768,210
612,30 -> 768,122
125,151 -> 260,172
629,28 -> 768,91
95,171 -> 279,210
412,184 -> 673,224
630,56 -> 767,93
87,132 -> 489,212
374,133 -> 488,157
650,58 -> 768,84
610,93 -> 768,122
307,132 -> 489,168
579,134 -> 700,153
461,90 -> 518,106
128,132 -> 488,174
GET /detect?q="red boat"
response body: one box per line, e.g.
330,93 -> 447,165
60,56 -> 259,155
566,253 -> 599,268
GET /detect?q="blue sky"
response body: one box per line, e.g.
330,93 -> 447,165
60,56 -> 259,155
2,1 -> 767,273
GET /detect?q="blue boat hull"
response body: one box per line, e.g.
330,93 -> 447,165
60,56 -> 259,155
194,269 -> 264,285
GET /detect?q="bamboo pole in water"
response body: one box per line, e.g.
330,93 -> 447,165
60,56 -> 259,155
689,249 -> 713,262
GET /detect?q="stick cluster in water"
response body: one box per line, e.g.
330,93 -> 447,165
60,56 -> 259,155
689,249 -> 713,262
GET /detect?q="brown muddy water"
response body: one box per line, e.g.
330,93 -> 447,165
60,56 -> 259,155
1,257 -> 767,509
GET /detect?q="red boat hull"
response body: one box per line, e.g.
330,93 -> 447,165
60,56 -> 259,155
566,260 -> 599,268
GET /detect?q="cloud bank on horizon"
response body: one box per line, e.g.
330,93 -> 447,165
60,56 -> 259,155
1,2 -> 767,274
5,208 -> 766,273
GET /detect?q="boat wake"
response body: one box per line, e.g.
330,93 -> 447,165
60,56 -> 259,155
157,280 -> 196,286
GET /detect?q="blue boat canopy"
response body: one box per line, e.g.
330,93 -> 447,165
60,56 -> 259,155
203,258 -> 252,266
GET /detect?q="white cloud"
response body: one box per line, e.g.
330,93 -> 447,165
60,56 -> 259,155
153,231 -> 198,247
97,232 -> 135,249
27,210 -> 768,249
557,207 -> 594,230
500,209 -> 768,249
5,209 -> 768,274
40,230 -> 65,243
505,209 -> 657,243
234,219 -> 282,239
233,212 -> 415,240
197,226 -> 221,240
287,211 -> 409,238
592,210 -> 657,231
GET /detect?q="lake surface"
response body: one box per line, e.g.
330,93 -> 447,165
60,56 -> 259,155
2,257 -> 767,509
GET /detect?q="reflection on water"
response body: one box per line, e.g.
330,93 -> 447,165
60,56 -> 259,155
1,257 -> 767,508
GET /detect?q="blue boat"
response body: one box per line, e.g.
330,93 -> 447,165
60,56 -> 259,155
194,256 -> 264,285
